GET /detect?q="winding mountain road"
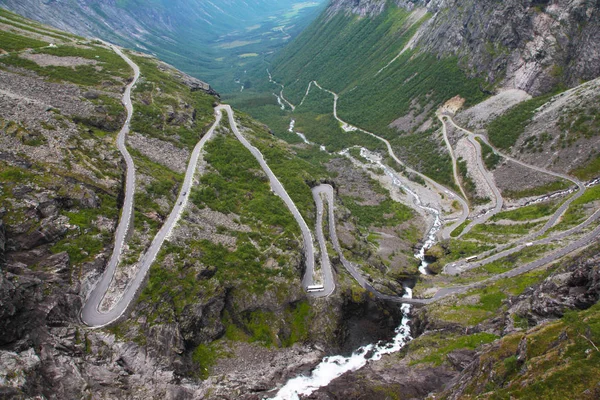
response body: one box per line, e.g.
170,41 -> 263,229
314,183 -> 600,306
308,81 -> 470,239
439,114 -> 470,206
82,81 -> 330,327
297,91 -> 599,305
459,135 -> 504,235
82,47 -> 223,327
438,115 -> 504,236
85,47 -> 599,324
218,105 -> 330,297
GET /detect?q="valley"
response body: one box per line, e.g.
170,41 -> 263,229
1,1 -> 600,399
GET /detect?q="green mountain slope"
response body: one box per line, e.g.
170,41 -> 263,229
0,0 -> 327,91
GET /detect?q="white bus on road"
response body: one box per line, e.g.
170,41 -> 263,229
306,284 -> 325,293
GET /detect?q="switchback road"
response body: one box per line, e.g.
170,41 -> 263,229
82,47 -> 223,327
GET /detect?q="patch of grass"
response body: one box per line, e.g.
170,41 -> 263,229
491,200 -> 559,222
192,342 -> 224,380
548,185 -> 600,233
430,267 -> 554,326
0,52 -> 126,86
50,192 -> 119,264
234,112 -> 329,223
293,85 -> 383,153
411,332 -> 499,366
465,303 -> 600,399
487,93 -> 556,150
450,220 -> 469,238
0,30 -> 48,52
476,137 -> 502,170
571,153 -> 600,180
192,134 -> 299,237
502,180 -> 571,199
342,196 -> 412,228
128,53 -> 216,150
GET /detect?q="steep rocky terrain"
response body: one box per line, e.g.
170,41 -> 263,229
0,10 -> 422,399
2,1 -> 600,399
310,242 -> 600,399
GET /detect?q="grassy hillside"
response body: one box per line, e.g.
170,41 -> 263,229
231,2 -> 487,187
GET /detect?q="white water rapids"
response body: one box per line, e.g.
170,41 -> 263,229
270,290 -> 413,400
358,148 -> 442,275
269,148 -> 444,399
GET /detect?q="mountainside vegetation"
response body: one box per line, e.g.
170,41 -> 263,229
2,1 -> 600,399
0,0 -> 327,92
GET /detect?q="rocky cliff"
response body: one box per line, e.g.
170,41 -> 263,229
327,0 -> 600,95
310,241 -> 600,399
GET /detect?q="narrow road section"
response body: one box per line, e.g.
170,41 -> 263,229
81,47 -> 222,327
439,114 -> 470,206
219,105 -> 330,297
309,81 -> 469,239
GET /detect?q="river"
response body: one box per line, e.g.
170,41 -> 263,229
269,148 -> 443,399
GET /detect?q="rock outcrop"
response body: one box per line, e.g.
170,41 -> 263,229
327,0 -> 600,95
312,242 -> 600,398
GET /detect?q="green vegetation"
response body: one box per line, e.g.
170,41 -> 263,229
0,44 -> 131,86
571,153 -> 600,180
343,197 -> 412,228
521,131 -> 553,153
410,332 -> 499,366
549,185 -> 600,232
502,180 -> 571,199
463,221 -> 544,243
487,93 -> 555,150
192,134 -> 299,235
429,267 -> 555,326
128,148 -> 184,215
491,200 -> 559,222
138,123 -> 310,326
234,112 -> 329,223
389,127 -> 456,187
425,239 -> 494,273
128,53 -> 216,150
236,4 -> 486,188
51,192 -> 118,265
476,137 -> 502,170
192,342 -> 224,380
464,303 -> 600,399
293,86 -> 383,152
558,102 -> 600,141
474,244 -> 553,275
0,30 -> 48,52
449,220 -> 469,238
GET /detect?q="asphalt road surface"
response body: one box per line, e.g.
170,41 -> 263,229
310,81 -> 470,239
81,47 -> 223,327
218,105 -> 329,297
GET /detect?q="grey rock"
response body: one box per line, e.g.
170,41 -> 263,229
9,216 -> 70,252
179,292 -> 226,346
447,349 -> 477,372
0,220 -> 5,267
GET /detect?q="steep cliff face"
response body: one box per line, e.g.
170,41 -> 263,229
326,0 -> 600,95
311,242 -> 600,399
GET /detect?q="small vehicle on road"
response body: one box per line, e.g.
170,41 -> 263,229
306,284 -> 325,293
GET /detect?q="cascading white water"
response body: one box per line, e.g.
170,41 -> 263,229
269,148 -> 445,399
358,148 -> 442,275
288,119 -> 329,153
269,289 -> 413,400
